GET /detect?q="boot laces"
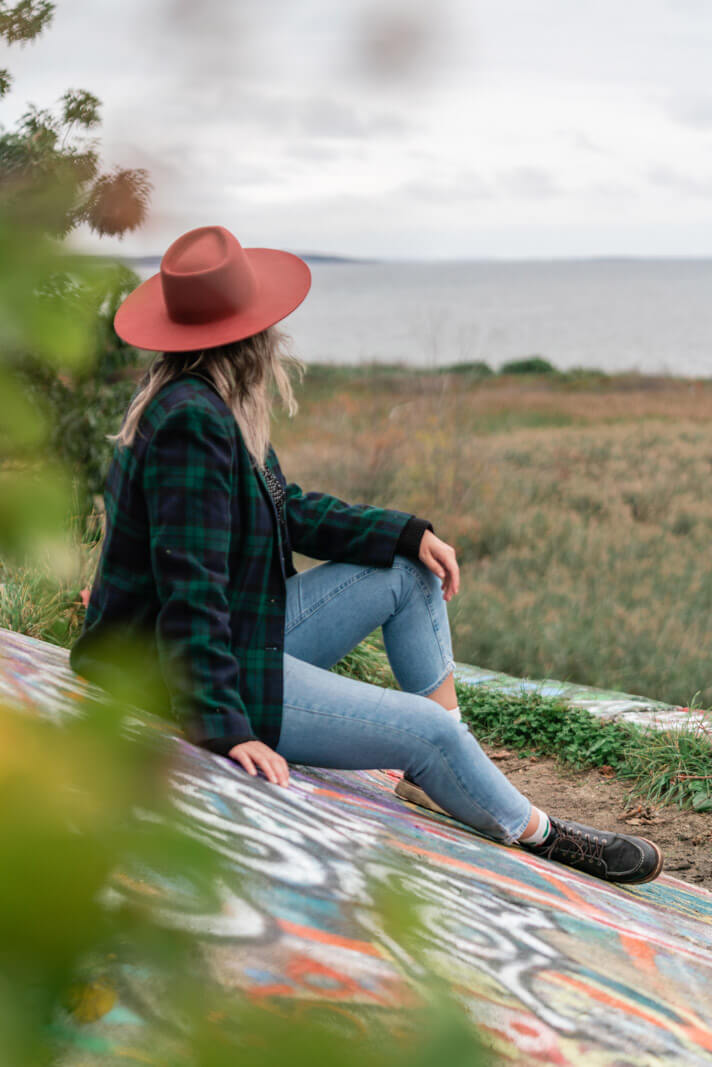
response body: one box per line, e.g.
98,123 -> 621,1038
546,818 -> 607,866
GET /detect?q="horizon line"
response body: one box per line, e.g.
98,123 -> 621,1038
85,251 -> 712,266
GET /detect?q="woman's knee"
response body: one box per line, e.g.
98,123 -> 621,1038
391,553 -> 444,605
403,696 -> 464,756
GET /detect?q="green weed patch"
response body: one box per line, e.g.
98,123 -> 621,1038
455,681 -> 712,813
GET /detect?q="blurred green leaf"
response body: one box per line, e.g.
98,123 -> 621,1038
0,366 -> 47,449
0,461 -> 73,557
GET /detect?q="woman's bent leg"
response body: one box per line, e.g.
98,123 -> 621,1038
284,555 -> 456,697
276,652 -> 532,845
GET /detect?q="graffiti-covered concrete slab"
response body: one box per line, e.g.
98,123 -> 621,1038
455,661 -> 712,733
2,626 -> 712,1065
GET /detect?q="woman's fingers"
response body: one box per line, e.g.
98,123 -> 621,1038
233,749 -> 258,776
244,746 -> 290,786
426,542 -> 460,601
227,741 -> 290,786
250,751 -> 276,783
424,549 -> 447,583
445,551 -> 460,598
255,751 -> 290,787
254,752 -> 278,785
272,755 -> 290,787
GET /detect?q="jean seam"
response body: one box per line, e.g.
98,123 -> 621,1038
391,557 -> 454,688
280,701 -> 523,842
285,566 -> 380,635
435,731 -> 526,843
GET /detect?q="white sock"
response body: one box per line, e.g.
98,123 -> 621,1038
518,807 -> 551,845
445,704 -> 461,722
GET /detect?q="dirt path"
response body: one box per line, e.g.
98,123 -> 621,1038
482,744 -> 712,888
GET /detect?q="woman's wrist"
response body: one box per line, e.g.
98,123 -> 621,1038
197,730 -> 259,756
395,516 -> 434,558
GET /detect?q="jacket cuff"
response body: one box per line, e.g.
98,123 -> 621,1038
196,731 -> 259,757
395,516 -> 434,559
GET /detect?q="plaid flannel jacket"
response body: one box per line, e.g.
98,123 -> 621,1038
70,372 -> 430,754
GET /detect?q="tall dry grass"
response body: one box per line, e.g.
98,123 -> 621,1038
274,368 -> 712,706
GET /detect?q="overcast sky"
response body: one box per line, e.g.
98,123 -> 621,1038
2,0 -> 712,259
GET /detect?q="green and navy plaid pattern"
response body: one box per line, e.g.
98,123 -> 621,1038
70,372 -> 415,752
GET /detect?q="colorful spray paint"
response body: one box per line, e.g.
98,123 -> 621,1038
2,627 -> 711,1065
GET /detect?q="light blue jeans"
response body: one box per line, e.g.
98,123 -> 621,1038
275,554 -> 532,844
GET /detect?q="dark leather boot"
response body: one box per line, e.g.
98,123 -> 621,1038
521,815 -> 663,884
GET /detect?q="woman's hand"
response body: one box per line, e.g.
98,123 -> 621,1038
418,530 -> 460,602
227,740 -> 290,786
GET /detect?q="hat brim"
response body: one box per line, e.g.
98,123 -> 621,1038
113,248 -> 311,352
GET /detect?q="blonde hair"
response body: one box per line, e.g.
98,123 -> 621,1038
108,325 -> 305,467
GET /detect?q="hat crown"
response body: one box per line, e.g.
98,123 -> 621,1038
160,225 -> 258,325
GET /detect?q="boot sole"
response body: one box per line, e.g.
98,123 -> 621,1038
623,839 -> 664,884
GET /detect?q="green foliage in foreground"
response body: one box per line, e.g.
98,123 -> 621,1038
0,503 -> 102,647
0,562 -> 85,646
13,261 -> 144,527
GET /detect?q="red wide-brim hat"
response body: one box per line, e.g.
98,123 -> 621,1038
114,225 -> 312,352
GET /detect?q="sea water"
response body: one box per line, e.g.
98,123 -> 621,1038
131,257 -> 712,377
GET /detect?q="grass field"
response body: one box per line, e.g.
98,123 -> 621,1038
274,365 -> 712,708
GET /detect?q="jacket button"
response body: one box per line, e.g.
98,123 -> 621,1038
265,645 -> 279,651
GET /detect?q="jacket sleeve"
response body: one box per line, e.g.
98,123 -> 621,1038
143,403 -> 258,754
284,478 -> 420,568
394,515 -> 434,558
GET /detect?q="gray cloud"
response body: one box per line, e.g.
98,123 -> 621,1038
158,86 -> 414,143
666,94 -> 712,129
566,130 -> 608,156
398,172 -> 492,203
399,164 -> 558,206
284,140 -> 343,163
292,96 -> 413,140
588,181 -> 637,202
497,167 -> 560,199
648,166 -> 712,197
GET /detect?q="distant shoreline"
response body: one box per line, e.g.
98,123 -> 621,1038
86,252 -> 382,268
81,252 -> 712,267
299,361 -> 712,384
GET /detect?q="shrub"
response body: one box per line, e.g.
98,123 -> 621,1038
438,360 -> 494,378
13,263 -> 145,531
499,356 -> 557,375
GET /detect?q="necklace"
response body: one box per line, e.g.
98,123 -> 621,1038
261,463 -> 286,521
